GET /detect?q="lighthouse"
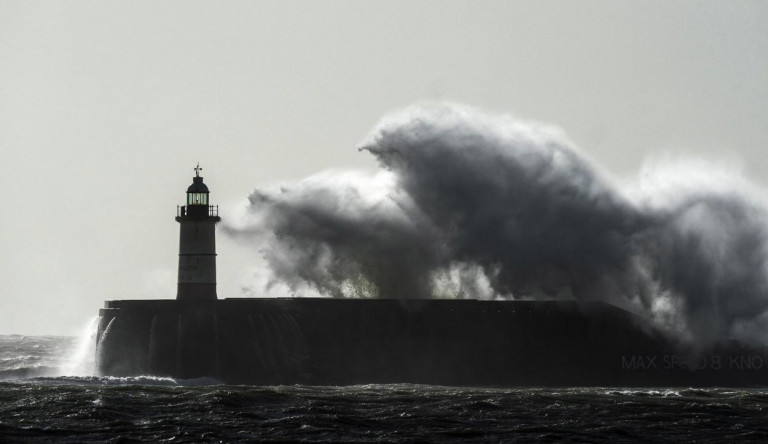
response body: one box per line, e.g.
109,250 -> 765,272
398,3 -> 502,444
175,164 -> 221,300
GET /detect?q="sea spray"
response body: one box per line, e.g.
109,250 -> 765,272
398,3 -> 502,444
226,102 -> 768,348
59,316 -> 100,376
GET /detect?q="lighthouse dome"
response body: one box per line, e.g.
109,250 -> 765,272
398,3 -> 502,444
187,176 -> 209,193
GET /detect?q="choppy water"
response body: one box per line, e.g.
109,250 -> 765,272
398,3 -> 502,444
2,335 -> 768,442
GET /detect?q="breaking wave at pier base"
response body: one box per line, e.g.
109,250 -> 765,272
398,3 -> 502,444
58,316 -> 99,377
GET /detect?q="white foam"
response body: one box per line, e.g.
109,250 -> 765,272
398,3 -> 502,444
58,316 -> 99,376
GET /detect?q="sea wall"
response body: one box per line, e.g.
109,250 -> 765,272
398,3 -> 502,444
96,299 -> 768,386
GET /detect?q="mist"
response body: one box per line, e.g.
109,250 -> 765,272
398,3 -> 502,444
225,103 -> 768,347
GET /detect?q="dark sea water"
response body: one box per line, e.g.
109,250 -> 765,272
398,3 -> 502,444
2,335 -> 768,443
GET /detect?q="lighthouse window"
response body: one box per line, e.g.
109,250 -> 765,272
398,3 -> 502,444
188,193 -> 208,205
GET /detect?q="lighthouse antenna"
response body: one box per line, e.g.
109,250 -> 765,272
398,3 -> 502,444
194,163 -> 202,177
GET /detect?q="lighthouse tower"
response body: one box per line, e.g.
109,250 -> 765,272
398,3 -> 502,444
175,164 -> 221,300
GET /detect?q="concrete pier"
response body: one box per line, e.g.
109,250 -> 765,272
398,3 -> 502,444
96,298 -> 768,386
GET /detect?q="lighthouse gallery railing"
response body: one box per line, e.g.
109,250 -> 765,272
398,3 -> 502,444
177,205 -> 218,217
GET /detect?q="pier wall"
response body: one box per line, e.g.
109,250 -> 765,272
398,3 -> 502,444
96,299 -> 768,386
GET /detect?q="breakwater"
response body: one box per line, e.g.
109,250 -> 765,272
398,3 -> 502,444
97,299 -> 768,386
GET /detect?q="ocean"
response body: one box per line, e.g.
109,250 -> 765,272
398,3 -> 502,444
1,334 -> 768,443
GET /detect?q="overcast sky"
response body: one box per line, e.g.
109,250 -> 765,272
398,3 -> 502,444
1,1 -> 767,335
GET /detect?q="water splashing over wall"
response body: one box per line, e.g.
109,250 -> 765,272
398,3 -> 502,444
59,316 -> 100,376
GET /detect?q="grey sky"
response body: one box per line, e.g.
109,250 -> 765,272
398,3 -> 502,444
1,1 -> 767,335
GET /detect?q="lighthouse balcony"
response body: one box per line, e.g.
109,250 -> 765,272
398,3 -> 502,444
177,204 -> 219,218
